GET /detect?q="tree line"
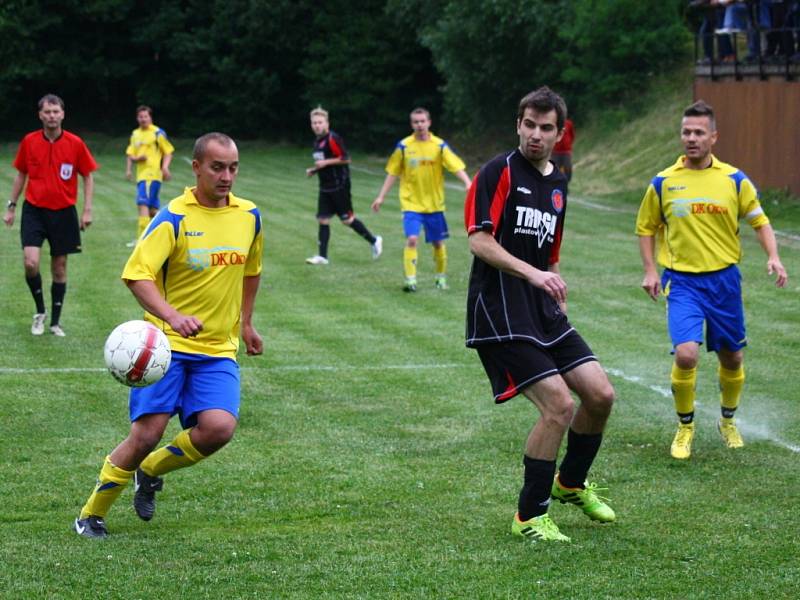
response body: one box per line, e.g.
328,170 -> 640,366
0,0 -> 689,150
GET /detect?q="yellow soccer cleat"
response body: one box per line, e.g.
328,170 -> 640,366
511,512 -> 570,542
551,477 -> 616,523
718,418 -> 744,448
671,422 -> 695,459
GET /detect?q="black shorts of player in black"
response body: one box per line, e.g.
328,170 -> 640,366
317,182 -> 354,220
21,202 -> 82,256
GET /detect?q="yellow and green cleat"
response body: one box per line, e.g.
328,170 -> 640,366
511,512 -> 570,542
718,418 -> 744,448
551,477 -> 616,523
670,422 -> 695,459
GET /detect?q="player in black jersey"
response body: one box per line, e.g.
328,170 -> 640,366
464,87 -> 616,543
305,107 -> 381,265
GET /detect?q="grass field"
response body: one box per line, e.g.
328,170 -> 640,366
0,133 -> 798,599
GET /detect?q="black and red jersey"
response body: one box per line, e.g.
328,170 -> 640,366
312,130 -> 350,192
464,149 -> 572,348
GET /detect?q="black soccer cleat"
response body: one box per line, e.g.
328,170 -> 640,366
133,468 -> 164,521
74,515 -> 108,539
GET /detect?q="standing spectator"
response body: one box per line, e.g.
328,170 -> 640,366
371,108 -> 470,292
125,105 -> 174,246
465,87 -> 616,543
3,94 -> 97,337
304,107 -> 382,265
551,117 -> 575,182
693,1 -> 735,63
636,101 -> 787,460
74,132 -> 264,538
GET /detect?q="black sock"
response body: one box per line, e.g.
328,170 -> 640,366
318,224 -> 330,258
678,411 -> 694,424
721,407 -> 736,419
26,274 -> 46,314
349,218 -> 376,244
557,430 -> 603,489
51,282 -> 66,326
518,456 -> 556,521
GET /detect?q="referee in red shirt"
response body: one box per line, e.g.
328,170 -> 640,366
3,94 -> 98,336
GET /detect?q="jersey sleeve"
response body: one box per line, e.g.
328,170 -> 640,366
464,157 -> 510,236
125,132 -> 136,157
635,180 -> 664,236
157,130 -> 175,156
121,210 -> 179,282
441,143 -> 466,173
328,132 -> 348,160
12,138 -> 28,173
385,144 -> 404,176
245,208 -> 263,277
75,140 -> 99,176
737,174 -> 769,228
549,199 -> 566,265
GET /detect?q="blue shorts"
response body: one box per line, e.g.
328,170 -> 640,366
662,265 -> 747,353
129,351 -> 240,428
136,180 -> 162,210
402,211 -> 449,243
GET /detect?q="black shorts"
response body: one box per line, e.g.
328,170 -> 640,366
20,202 -> 82,256
317,184 -> 353,220
476,332 -> 597,403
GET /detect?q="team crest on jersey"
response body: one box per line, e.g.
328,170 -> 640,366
60,163 -> 74,180
551,189 -> 564,213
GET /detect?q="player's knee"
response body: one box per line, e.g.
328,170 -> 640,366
342,216 -> 355,225
586,383 -> 615,418
544,393 -> 575,429
406,237 -> 419,248
195,420 -> 237,453
23,257 -> 39,275
128,430 -> 163,457
674,347 -> 698,370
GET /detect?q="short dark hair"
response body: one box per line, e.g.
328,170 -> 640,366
193,132 -> 236,160
38,94 -> 64,111
410,107 -> 430,120
517,87 -> 567,130
683,100 -> 716,130
136,105 -> 153,116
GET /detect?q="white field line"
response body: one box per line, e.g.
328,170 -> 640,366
2,362 -> 797,453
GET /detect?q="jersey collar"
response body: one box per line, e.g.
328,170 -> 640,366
184,187 -> 241,207
675,154 -> 720,170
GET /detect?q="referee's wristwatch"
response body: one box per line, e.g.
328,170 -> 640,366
7,201 -> 17,210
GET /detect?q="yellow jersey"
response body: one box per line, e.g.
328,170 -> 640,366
636,155 -> 769,273
122,188 -> 263,359
385,133 -> 466,213
126,124 -> 175,182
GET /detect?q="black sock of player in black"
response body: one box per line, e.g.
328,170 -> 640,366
518,455 -> 556,521
349,218 -> 376,244
721,407 -> 736,419
557,430 -> 603,489
678,411 -> 694,424
318,224 -> 330,258
51,282 -> 66,326
26,274 -> 46,314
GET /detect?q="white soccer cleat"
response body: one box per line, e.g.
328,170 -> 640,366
31,313 -> 46,336
305,255 -> 329,265
50,324 -> 66,337
371,235 -> 383,260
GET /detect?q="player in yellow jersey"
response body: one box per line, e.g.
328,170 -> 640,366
371,108 -> 471,291
74,133 -> 264,538
636,100 -> 787,460
125,105 -> 174,246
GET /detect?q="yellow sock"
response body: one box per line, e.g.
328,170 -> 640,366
139,428 -> 206,477
671,364 -> 697,417
80,456 -> 134,519
403,246 -> 418,279
137,215 -> 150,238
433,244 -> 447,276
719,365 -> 745,415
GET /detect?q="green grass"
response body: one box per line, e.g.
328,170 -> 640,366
0,130 -> 798,599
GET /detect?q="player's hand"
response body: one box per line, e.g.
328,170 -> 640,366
767,257 -> 788,288
305,167 -> 317,177
242,324 -> 263,355
529,270 -> 567,305
169,314 -> 203,338
3,209 -> 14,227
125,171 -> 132,181
371,197 -> 383,213
162,167 -> 172,182
80,209 -> 92,231
641,272 -> 661,301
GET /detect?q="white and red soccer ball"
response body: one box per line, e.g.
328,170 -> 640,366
103,320 -> 171,387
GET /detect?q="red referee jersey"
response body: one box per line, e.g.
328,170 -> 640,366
13,130 -> 98,210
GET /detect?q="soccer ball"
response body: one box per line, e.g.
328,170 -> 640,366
103,320 -> 171,387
